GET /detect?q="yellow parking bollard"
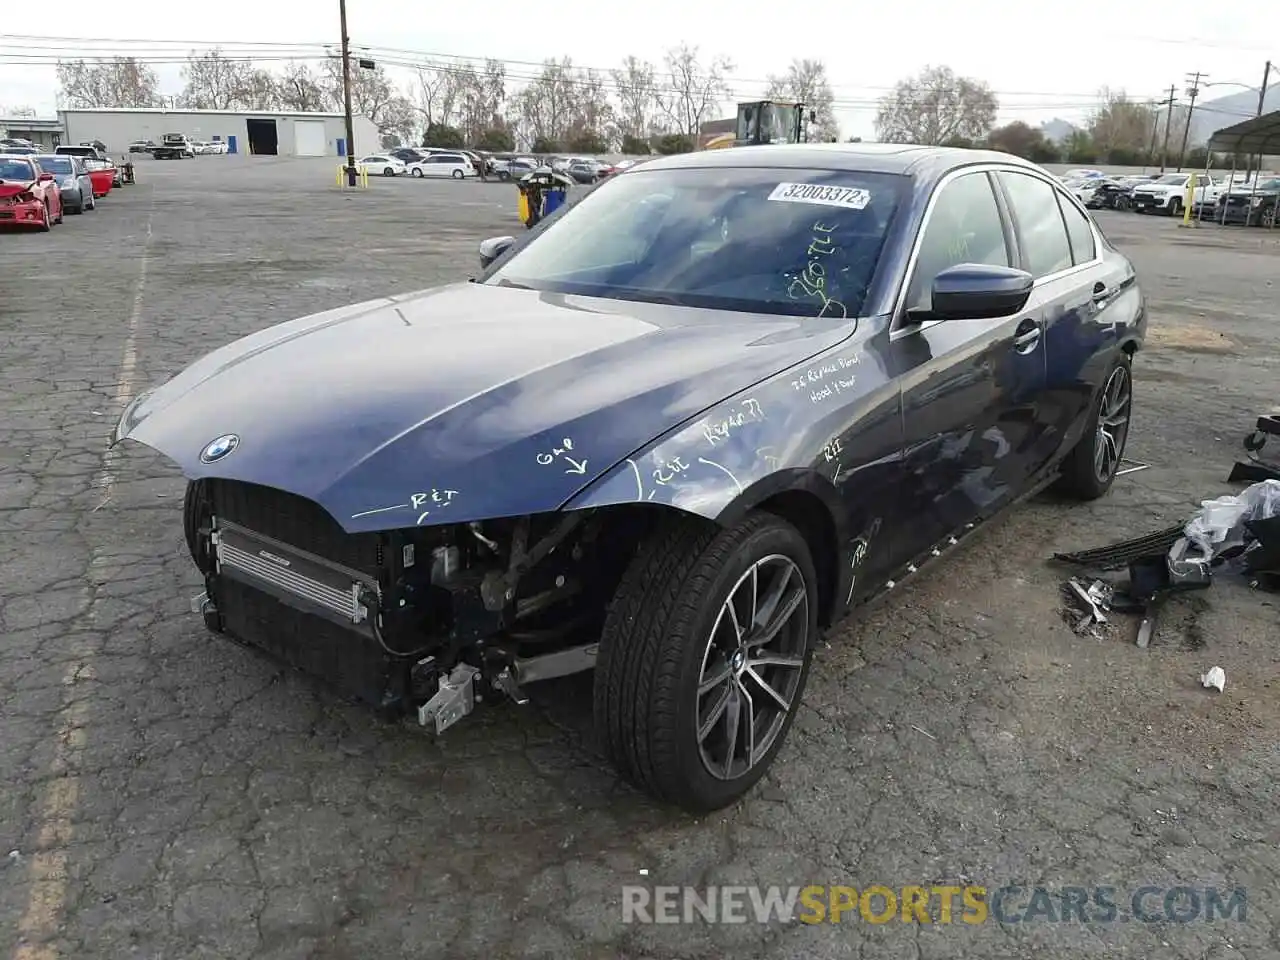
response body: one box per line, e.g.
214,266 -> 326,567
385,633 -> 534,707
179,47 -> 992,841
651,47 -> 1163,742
1182,174 -> 1195,227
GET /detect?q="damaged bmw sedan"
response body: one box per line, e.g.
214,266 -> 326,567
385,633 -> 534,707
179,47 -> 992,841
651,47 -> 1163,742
113,143 -> 1146,812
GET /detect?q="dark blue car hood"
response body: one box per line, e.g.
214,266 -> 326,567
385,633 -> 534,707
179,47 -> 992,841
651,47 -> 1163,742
116,283 -> 851,531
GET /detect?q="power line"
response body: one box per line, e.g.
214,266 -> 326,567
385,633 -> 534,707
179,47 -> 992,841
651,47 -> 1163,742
0,36 -> 1168,104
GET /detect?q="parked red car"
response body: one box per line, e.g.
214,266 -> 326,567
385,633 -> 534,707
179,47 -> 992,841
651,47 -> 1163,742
0,155 -> 63,231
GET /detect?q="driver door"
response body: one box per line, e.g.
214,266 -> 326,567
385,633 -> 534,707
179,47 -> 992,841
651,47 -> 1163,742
887,169 -> 1049,568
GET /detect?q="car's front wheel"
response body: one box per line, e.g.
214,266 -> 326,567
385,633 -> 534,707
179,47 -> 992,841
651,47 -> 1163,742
411,167 -> 424,177
1056,353 -> 1132,500
1168,198 -> 1183,217
595,512 -> 818,811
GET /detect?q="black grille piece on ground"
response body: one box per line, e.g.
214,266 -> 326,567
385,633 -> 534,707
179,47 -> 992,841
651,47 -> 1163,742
1051,524 -> 1186,571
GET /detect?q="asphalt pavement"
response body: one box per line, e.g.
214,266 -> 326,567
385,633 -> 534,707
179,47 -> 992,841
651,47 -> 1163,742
2,155 -> 1279,960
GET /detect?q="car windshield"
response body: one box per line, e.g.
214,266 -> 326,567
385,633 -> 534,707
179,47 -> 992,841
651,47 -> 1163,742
35,156 -> 73,174
1154,175 -> 1188,185
0,159 -> 35,180
488,166 -> 906,318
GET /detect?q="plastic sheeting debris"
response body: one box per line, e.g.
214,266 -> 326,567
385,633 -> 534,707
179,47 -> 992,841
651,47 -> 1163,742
1184,479 -> 1280,558
1200,666 -> 1226,692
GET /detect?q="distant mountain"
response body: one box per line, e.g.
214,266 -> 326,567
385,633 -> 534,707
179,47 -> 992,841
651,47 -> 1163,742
1191,86 -> 1279,145
1039,118 -> 1078,143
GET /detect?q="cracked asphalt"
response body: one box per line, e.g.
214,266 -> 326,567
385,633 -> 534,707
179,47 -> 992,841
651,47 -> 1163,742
2,156 -> 1279,960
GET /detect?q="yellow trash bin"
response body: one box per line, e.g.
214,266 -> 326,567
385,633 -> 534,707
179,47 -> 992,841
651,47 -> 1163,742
517,190 -> 531,226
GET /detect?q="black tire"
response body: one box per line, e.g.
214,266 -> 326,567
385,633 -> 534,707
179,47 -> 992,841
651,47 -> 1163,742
499,171 -> 511,181
451,168 -> 464,179
411,167 -> 424,178
1055,353 -> 1133,500
38,203 -> 51,232
383,167 -> 395,177
594,512 -> 818,812
54,205 -> 64,225
1168,198 -> 1182,217
68,202 -> 83,214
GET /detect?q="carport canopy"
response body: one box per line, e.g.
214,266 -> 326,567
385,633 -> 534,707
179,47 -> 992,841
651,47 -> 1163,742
1207,109 -> 1280,155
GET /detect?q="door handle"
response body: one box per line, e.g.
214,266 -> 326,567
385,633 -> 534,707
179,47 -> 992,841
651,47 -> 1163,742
1092,281 -> 1111,304
1013,319 -> 1041,353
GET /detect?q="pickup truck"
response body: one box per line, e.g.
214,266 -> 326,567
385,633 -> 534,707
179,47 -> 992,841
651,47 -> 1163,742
1130,172 -> 1218,216
153,134 -> 195,160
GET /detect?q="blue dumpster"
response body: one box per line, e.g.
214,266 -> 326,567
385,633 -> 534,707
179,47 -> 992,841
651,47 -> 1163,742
542,187 -> 566,216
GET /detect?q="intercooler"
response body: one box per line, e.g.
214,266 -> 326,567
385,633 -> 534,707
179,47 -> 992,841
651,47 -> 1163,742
200,479 -> 409,709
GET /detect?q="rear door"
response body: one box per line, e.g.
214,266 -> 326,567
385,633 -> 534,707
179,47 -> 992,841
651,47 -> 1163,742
887,167 -> 1049,567
994,170 -> 1121,472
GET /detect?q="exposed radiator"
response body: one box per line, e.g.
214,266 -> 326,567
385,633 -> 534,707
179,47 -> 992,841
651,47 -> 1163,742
212,518 -> 379,628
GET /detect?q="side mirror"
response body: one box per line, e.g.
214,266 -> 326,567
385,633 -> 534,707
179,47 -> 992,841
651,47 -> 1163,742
37,172 -> 54,183
926,263 -> 1034,321
478,235 -> 515,269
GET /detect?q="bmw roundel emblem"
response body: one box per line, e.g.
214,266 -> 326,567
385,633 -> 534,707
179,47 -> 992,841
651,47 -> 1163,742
200,434 -> 240,463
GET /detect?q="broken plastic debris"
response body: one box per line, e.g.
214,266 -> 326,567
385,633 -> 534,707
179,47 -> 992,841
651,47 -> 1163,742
1200,666 -> 1226,692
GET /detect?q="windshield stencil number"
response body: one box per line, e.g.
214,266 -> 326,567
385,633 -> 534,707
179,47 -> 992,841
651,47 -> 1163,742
769,182 -> 872,210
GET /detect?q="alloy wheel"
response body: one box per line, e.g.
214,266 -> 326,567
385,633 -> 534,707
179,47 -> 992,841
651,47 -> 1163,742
696,554 -> 809,781
1094,365 -> 1131,482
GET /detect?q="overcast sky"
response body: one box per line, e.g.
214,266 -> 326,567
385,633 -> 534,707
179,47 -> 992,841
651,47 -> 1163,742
0,0 -> 1274,139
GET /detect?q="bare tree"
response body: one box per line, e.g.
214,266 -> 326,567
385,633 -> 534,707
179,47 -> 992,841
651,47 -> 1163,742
452,59 -> 508,144
1088,88 -> 1156,156
765,58 -> 838,141
655,44 -> 732,137
611,55 -> 658,140
55,57 -> 161,108
319,58 -> 401,130
514,58 -> 584,146
415,61 -> 460,129
1,105 -> 38,118
874,65 -> 997,145
180,49 -> 260,110
277,62 -> 326,113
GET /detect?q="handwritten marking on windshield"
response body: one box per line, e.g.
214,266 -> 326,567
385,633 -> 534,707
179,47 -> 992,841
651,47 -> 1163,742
788,219 -> 848,319
757,447 -> 781,469
703,398 -> 764,446
538,437 -> 588,474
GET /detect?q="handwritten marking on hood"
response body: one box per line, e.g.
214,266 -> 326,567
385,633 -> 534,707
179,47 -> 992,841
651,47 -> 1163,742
538,438 -> 588,475
703,398 -> 764,447
353,489 -> 457,524
822,438 -> 843,463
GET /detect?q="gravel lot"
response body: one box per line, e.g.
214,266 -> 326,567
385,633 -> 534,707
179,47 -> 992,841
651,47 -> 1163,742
2,155 -> 1279,960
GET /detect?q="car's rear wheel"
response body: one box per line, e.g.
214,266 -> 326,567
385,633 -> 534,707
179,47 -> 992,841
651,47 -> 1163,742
1056,353 -> 1132,500
451,169 -> 464,179
383,167 -> 395,177
594,512 -> 817,811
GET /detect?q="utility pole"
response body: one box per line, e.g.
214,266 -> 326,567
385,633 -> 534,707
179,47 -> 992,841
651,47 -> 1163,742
338,0 -> 358,187
1258,60 -> 1273,117
1147,93 -> 1173,170
1176,71 -> 1205,171
1159,84 -> 1177,172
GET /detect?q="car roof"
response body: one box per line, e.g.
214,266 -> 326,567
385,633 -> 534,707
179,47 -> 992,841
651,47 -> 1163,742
633,142 -> 1047,180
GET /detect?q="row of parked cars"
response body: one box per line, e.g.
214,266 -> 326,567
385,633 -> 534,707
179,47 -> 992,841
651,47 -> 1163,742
1059,167 -> 1280,227
356,145 -> 625,185
0,137 -> 133,232
128,136 -> 227,157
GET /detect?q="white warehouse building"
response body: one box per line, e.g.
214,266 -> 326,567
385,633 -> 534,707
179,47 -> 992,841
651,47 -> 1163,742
58,108 -> 379,158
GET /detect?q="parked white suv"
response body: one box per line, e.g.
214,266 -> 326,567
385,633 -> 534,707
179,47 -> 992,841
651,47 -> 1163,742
1131,173 -> 1217,215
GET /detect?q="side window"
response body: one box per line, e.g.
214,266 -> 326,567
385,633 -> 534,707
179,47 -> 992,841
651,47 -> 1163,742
1057,193 -> 1097,265
998,172 -> 1073,279
907,172 -> 1009,311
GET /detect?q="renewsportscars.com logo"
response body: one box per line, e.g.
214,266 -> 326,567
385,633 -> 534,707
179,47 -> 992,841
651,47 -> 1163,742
621,885 -> 1248,925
